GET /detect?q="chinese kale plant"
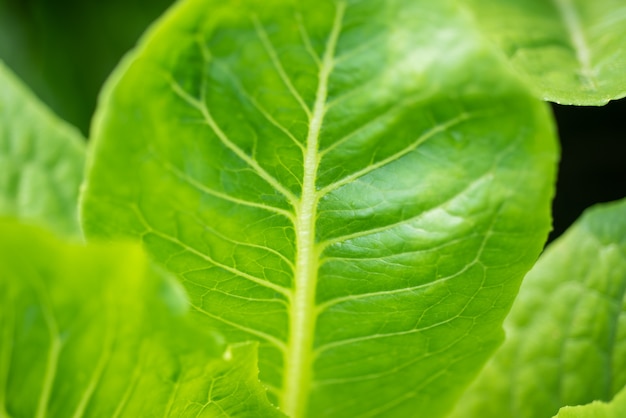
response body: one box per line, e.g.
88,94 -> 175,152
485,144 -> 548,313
1,0 -> 625,417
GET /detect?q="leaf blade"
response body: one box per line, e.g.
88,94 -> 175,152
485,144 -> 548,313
81,0 -> 559,416
0,220 -> 284,418
464,0 -> 626,105
450,198 -> 626,418
552,385 -> 626,418
0,61 -> 85,236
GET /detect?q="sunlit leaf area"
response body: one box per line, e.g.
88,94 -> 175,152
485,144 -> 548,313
1,0 -> 625,417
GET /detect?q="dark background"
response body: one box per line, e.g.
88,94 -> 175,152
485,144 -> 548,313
551,102 -> 626,241
1,0 -> 624,243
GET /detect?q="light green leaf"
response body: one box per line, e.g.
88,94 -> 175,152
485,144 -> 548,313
450,198 -> 626,418
81,0 -> 558,416
0,220 -> 284,418
463,0 -> 626,105
0,61 -> 85,236
553,385 -> 626,418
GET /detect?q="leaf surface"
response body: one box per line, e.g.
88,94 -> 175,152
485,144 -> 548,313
552,385 -> 626,418
464,0 -> 626,105
81,0 -> 558,416
0,220 -> 283,418
450,198 -> 626,418
0,61 -> 85,236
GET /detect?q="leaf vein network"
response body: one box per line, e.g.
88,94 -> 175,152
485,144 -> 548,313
168,78 -> 298,205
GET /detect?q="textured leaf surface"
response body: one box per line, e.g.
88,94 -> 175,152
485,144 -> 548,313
450,198 -> 626,418
0,220 -> 283,418
0,61 -> 85,236
81,0 -> 558,416
553,385 -> 626,418
464,0 -> 626,105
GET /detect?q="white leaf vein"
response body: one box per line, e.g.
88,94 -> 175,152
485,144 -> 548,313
252,16 -> 312,118
132,208 -> 291,298
150,150 -> 294,221
168,79 -> 298,205
317,111 -> 482,197
553,0 -> 597,89
318,171 -> 492,250
295,13 -> 322,67
215,62 -> 305,152
193,306 -> 287,353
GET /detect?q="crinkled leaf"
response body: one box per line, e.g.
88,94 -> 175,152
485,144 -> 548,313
463,0 -> 626,105
81,0 -> 558,416
0,220 -> 283,418
553,385 -> 626,418
450,198 -> 626,418
0,61 -> 85,236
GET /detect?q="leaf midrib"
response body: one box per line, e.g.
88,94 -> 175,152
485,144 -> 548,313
553,0 -> 597,89
281,3 -> 346,417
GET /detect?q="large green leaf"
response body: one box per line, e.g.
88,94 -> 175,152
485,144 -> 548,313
0,220 -> 283,417
450,198 -> 626,418
0,61 -> 85,236
463,0 -> 626,105
553,385 -> 626,418
81,0 -> 558,416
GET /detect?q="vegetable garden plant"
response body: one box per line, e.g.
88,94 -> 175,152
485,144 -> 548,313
1,0 -> 625,417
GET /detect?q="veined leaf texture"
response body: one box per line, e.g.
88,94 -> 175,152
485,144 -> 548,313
81,0 -> 558,416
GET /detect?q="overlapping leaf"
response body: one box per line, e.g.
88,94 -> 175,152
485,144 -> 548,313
0,62 -> 85,236
0,220 -> 283,417
81,0 -> 558,416
553,385 -> 626,418
450,198 -> 626,418
463,0 -> 626,105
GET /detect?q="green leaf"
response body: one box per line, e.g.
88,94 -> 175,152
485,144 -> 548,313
450,198 -> 626,418
81,0 -> 558,416
463,0 -> 626,105
553,385 -> 626,418
0,0 -> 174,133
0,220 -> 284,417
0,61 -> 85,236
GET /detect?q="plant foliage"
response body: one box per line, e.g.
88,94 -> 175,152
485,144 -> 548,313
463,0 -> 626,104
0,0 -> 625,417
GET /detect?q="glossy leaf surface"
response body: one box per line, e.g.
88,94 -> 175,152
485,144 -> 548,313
0,220 -> 283,418
81,0 -> 558,416
451,198 -> 626,418
553,385 -> 626,418
0,61 -> 85,236
464,0 -> 626,105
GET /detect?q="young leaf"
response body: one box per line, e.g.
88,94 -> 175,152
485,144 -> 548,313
0,61 -> 85,236
463,0 -> 626,105
81,0 -> 558,416
553,385 -> 626,418
450,198 -> 626,418
0,220 -> 283,417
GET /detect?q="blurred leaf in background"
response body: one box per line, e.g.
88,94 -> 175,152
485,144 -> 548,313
0,0 -> 173,135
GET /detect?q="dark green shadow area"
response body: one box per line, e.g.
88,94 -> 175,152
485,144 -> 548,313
0,0 -> 174,135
